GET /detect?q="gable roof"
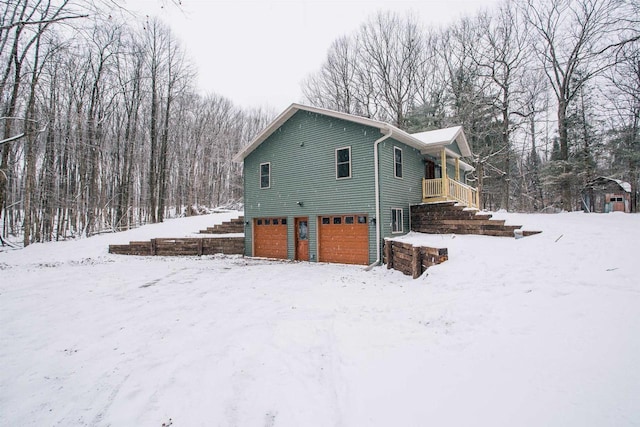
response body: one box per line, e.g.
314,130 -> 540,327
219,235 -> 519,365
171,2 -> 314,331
233,103 -> 473,162
412,126 -> 466,147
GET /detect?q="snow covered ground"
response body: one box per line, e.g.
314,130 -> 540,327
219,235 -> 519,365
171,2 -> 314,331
1,210 -> 639,426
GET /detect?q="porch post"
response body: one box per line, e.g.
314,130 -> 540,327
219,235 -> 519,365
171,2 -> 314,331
441,148 -> 448,198
455,157 -> 460,181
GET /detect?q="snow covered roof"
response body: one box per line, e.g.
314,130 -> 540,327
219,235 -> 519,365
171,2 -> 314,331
234,103 -> 473,162
588,176 -> 632,193
411,126 -> 469,153
614,179 -> 632,193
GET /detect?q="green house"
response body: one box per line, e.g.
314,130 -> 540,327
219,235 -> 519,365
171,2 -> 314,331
234,104 -> 476,266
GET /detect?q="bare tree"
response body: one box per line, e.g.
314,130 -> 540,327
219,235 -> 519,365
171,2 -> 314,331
302,36 -> 360,114
605,41 -> 640,211
0,0 -> 86,245
473,2 -> 532,210
523,0 -> 638,210
359,11 -> 425,128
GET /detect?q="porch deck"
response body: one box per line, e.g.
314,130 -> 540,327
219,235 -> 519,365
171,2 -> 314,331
422,177 -> 479,209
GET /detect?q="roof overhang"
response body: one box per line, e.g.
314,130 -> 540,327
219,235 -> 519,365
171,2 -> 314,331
233,103 -> 474,162
412,126 -> 472,157
233,103 -> 393,162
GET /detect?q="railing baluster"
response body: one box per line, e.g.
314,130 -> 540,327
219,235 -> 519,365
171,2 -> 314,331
423,177 -> 477,208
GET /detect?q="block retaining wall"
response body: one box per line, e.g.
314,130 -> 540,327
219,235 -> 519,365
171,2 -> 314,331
108,237 -> 244,256
383,239 -> 448,279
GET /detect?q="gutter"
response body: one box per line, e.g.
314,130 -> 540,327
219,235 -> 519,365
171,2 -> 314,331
365,126 -> 394,271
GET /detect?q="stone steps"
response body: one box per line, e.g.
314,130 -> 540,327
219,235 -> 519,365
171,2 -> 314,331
410,202 -> 540,238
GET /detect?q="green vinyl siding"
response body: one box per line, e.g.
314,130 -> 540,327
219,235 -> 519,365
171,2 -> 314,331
378,139 -> 425,241
448,141 -> 462,157
243,110 -> 380,263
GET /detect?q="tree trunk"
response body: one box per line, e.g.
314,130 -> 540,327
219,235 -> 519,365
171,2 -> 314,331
557,99 -> 572,210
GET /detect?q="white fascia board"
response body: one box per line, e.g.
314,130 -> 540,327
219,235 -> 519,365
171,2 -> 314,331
457,159 -> 475,172
232,104 -> 299,162
233,103 -> 393,162
294,103 -> 391,130
233,103 -> 472,162
411,126 -> 462,144
419,146 -> 460,157
412,126 -> 472,157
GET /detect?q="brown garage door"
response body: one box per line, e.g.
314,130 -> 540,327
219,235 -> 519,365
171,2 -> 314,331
318,214 -> 369,265
254,217 -> 288,259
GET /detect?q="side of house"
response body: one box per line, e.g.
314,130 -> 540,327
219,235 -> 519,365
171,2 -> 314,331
240,107 -> 430,265
236,103 -> 477,266
378,138 -> 425,239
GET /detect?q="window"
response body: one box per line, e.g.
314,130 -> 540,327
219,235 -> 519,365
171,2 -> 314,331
336,147 -> 351,179
321,217 -> 330,225
391,208 -> 403,233
298,220 -> 308,240
435,165 -> 442,179
333,217 -> 342,224
357,215 -> 367,224
345,216 -> 354,224
394,147 -> 403,178
256,217 -> 286,226
260,162 -> 270,189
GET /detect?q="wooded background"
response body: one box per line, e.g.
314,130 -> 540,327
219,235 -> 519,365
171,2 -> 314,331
0,1 -> 273,246
1,0 -> 638,247
303,0 -> 639,214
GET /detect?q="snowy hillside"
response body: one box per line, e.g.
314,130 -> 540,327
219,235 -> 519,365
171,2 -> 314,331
1,211 -> 639,426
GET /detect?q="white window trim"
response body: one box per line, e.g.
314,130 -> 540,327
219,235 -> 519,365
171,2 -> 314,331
394,146 -> 403,179
335,146 -> 352,180
391,208 -> 403,234
260,162 -> 271,189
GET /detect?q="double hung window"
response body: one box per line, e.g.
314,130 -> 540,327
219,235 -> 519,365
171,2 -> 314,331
336,147 -> 351,179
260,162 -> 270,189
394,147 -> 403,178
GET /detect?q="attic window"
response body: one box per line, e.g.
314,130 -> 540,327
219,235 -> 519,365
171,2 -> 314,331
260,162 -> 270,189
336,147 -> 351,179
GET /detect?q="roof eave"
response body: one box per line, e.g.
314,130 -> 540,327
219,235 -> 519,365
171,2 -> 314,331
233,104 -> 300,163
233,103 -> 473,162
233,103 -> 393,162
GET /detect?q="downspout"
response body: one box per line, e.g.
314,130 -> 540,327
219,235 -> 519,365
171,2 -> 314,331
366,126 -> 394,271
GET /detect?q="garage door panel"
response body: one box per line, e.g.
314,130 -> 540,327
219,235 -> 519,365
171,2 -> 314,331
318,215 -> 369,265
254,218 -> 288,259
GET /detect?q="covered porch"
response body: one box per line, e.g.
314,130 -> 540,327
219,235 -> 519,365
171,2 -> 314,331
421,147 -> 478,209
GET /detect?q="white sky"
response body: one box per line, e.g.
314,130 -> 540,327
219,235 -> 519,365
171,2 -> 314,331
127,0 -> 502,112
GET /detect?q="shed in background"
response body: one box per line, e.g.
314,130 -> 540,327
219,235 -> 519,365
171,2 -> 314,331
582,176 -> 632,213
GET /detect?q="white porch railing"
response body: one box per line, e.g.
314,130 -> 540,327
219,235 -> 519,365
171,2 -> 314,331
422,177 -> 479,209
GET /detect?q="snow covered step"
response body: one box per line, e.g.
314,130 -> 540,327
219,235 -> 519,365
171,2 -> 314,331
199,216 -> 245,234
410,203 -> 540,237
